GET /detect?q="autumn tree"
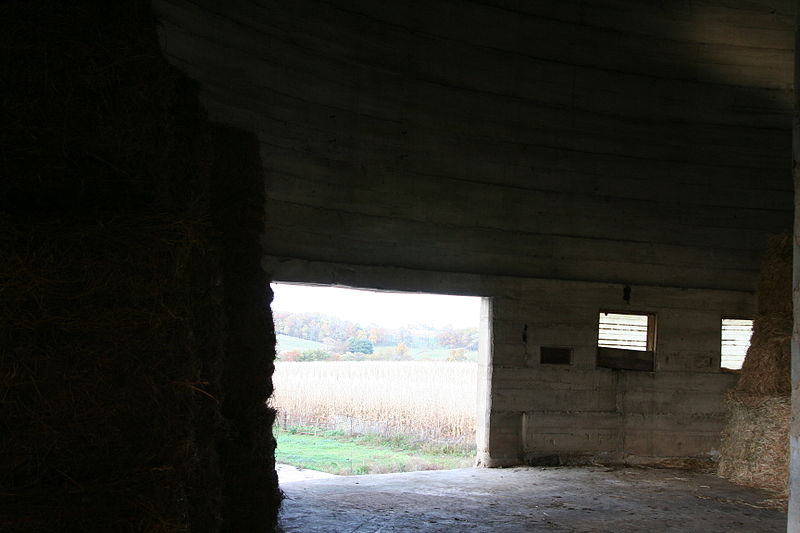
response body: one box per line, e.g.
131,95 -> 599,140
436,328 -> 462,348
279,349 -> 301,361
348,337 -> 374,354
446,348 -> 467,362
368,327 -> 386,345
393,342 -> 411,360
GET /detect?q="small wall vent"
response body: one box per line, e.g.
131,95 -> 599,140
540,346 -> 572,365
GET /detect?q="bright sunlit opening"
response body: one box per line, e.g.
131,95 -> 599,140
271,283 -> 480,329
721,318 -> 753,370
269,282 -> 484,480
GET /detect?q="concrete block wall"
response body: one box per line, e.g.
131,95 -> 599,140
484,280 -> 748,466
151,0 -> 793,467
266,257 -> 749,466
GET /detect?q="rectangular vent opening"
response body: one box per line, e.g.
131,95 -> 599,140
540,346 -> 572,365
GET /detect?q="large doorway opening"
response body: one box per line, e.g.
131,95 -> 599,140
269,282 -> 488,481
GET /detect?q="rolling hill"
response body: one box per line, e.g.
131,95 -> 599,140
276,334 -> 326,353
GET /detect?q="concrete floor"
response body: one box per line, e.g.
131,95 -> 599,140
277,463 -> 338,483
279,466 -> 786,532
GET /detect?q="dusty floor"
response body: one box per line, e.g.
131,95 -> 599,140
279,466 -> 786,532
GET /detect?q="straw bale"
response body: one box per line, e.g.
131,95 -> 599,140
718,233 -> 792,507
1,1 -> 280,531
0,213 -> 224,532
735,233 -> 792,396
1,138 -> 281,532
735,312 -> 792,396
754,233 -> 793,315
717,394 -> 790,505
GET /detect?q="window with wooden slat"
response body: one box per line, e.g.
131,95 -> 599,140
597,312 -> 655,352
721,318 -> 752,370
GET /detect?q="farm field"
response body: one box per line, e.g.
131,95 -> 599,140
271,361 -> 478,444
269,288 -> 482,476
406,347 -> 478,361
275,333 -> 326,353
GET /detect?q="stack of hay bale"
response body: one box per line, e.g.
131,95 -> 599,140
718,234 -> 792,505
1,3 -> 281,531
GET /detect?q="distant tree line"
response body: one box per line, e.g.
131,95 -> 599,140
273,312 -> 479,362
273,312 -> 478,350
274,312 -> 365,344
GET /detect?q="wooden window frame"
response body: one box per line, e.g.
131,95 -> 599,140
596,310 -> 657,371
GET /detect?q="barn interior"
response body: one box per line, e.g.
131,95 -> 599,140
2,1 -> 799,532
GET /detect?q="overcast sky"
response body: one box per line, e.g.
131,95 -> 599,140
271,283 -> 481,329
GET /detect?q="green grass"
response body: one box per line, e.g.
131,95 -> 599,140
275,426 -> 475,475
276,333 -> 326,353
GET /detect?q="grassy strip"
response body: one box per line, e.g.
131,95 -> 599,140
275,426 -> 475,475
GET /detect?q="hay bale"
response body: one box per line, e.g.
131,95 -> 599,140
754,233 -> 793,315
735,311 -> 792,396
717,233 -> 792,507
0,214 -> 223,532
735,233 -> 792,396
717,394 -> 790,503
0,2 -> 280,531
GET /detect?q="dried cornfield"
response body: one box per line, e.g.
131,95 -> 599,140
271,362 -> 478,444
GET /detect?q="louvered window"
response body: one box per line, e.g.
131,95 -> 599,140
598,312 -> 655,351
721,318 -> 752,370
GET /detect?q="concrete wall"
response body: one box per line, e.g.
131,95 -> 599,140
267,257 -> 748,466
153,0 -> 794,466
489,280 -> 747,465
154,0 -> 793,291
